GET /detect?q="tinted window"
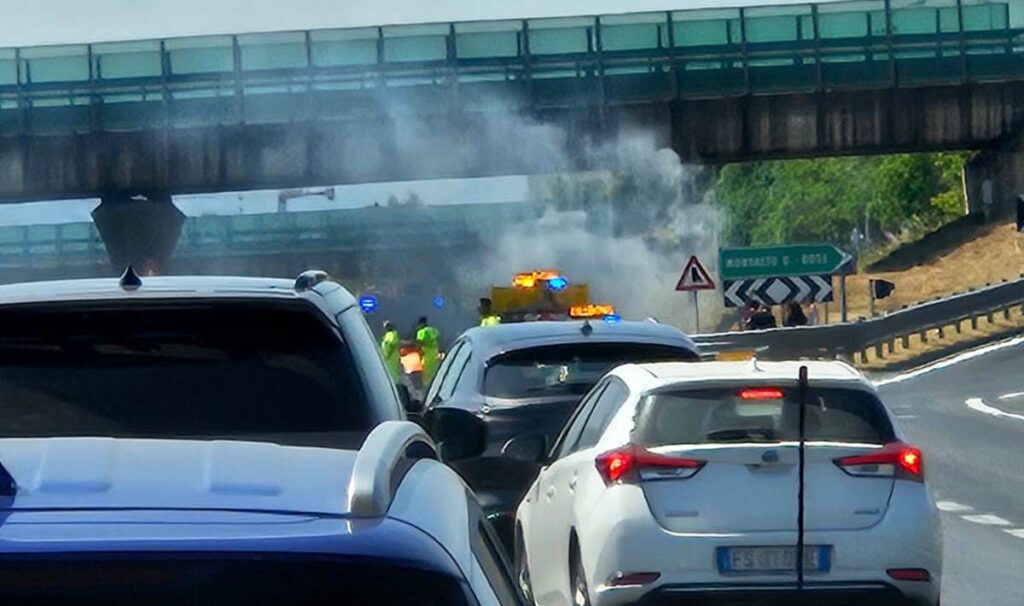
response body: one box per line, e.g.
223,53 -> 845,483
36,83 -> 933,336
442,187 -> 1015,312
425,340 -> 464,404
0,303 -> 368,446
436,341 -> 472,401
552,381 -> 608,460
0,558 -> 471,606
633,387 -> 896,446
483,343 -> 695,399
467,492 -> 521,606
572,380 -> 628,452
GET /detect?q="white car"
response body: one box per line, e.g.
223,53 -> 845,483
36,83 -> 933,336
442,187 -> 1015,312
513,360 -> 941,606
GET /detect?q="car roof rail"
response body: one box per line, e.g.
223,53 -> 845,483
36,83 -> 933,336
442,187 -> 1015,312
348,421 -> 438,518
294,269 -> 330,292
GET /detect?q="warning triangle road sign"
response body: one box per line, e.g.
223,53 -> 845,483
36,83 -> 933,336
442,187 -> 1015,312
676,255 -> 716,291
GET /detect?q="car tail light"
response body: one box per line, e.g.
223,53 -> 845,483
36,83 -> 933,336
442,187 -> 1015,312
887,568 -> 931,582
606,572 -> 661,587
596,445 -> 705,485
739,387 -> 784,400
834,442 -> 924,482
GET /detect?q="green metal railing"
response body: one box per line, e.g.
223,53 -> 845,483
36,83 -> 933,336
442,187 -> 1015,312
1,0 -> 1022,132
0,203 -> 537,269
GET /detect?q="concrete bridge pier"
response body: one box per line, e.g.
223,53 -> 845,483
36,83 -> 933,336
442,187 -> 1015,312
91,192 -> 185,275
964,131 -> 1024,222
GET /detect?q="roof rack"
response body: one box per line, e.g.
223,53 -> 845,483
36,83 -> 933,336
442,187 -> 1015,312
347,421 -> 437,518
294,269 -> 330,291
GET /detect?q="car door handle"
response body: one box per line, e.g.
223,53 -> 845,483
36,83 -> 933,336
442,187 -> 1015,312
545,486 -> 555,499
568,476 -> 578,491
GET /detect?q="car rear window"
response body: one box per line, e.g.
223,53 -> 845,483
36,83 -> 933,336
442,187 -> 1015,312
0,302 -> 369,446
483,343 -> 697,399
0,558 -> 471,605
632,386 -> 895,446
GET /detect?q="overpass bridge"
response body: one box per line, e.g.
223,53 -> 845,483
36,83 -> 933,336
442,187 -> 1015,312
0,200 -> 537,334
0,202 -> 535,280
1,0 -> 1024,208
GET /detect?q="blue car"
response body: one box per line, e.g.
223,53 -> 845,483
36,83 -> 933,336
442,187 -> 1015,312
0,271 -> 514,605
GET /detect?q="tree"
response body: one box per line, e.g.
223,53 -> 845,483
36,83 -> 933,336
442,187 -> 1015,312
716,152 -> 969,248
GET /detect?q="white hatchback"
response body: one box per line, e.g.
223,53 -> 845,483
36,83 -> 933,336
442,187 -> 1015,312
513,360 -> 941,606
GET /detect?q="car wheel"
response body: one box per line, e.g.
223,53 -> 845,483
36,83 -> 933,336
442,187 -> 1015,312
514,532 -> 534,604
570,543 -> 591,606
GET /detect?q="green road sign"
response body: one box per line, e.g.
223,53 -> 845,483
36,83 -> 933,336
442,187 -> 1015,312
720,244 -> 850,280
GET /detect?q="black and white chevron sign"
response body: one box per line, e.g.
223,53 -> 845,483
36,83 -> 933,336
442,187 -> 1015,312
723,275 -> 834,308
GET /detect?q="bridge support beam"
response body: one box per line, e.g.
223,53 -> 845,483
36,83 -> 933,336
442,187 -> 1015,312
91,192 -> 185,274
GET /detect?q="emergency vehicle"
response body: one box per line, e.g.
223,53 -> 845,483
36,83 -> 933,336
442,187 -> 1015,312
490,270 -> 618,323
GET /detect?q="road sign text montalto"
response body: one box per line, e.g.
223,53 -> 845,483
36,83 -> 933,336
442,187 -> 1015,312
720,245 -> 848,280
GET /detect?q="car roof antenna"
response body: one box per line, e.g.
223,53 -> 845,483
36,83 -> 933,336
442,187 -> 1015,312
796,365 -> 809,592
119,264 -> 143,291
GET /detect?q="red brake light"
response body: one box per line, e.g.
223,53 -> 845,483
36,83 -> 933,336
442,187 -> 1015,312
834,442 -> 924,482
739,388 -> 784,400
602,450 -> 632,483
887,568 -> 931,582
596,445 -> 705,484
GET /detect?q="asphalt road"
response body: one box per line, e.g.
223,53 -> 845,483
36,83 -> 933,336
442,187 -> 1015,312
873,336 -> 1024,606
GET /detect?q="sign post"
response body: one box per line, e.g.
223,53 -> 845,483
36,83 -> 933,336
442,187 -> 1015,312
676,255 -> 716,333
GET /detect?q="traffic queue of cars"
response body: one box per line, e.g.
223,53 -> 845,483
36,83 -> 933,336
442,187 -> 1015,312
432,319 -> 942,606
0,269 -> 942,606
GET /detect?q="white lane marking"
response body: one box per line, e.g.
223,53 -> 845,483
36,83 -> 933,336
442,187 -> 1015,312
962,514 -> 1011,526
966,397 -> 1024,422
896,414 -> 918,419
875,335 -> 1024,386
936,501 -> 974,513
998,391 -> 1024,401
1004,529 -> 1024,538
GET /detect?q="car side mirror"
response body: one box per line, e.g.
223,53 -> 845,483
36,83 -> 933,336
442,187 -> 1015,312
422,408 -> 487,462
501,434 -> 548,463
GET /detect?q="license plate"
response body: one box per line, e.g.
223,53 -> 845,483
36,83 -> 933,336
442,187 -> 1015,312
717,546 -> 831,573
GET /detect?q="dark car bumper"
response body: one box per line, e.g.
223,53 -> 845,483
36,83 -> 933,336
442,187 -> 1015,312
636,582 -> 920,606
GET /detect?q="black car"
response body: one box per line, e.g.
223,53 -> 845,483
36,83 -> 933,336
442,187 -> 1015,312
421,319 -> 700,549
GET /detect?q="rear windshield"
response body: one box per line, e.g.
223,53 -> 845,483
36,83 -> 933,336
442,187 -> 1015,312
0,302 -> 368,446
484,343 -> 697,399
0,558 -> 470,606
633,386 -> 895,446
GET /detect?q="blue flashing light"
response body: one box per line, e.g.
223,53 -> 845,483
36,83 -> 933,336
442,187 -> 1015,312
547,276 -> 569,292
359,295 -> 378,314
603,314 -> 622,324
433,295 -> 445,309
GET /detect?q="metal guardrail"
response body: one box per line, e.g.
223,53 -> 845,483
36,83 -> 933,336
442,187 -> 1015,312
692,276 -> 1024,362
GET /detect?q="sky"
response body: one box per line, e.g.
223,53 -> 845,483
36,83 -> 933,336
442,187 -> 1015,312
0,0 -> 822,47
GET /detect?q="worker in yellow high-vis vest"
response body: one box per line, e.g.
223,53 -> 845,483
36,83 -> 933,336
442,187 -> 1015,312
380,321 -> 402,384
415,316 -> 441,386
479,297 -> 501,327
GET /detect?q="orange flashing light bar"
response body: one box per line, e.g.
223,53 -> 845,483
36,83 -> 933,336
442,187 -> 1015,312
512,273 -> 537,289
512,269 -> 561,289
570,304 -> 616,318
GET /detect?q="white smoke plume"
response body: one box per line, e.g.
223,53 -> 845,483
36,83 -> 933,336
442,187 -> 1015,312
342,88 -> 729,334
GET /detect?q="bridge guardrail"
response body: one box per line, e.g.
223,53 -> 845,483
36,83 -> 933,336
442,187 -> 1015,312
692,276 -> 1024,362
